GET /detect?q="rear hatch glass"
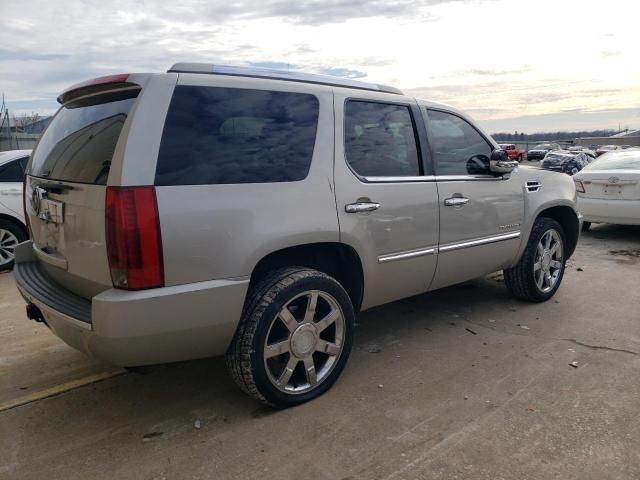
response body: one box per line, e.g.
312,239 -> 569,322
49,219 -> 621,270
26,89 -> 139,297
30,90 -> 138,185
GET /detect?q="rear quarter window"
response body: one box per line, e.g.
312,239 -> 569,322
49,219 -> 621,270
155,86 -> 320,185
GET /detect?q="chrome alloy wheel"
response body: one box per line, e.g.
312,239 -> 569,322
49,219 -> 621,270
534,229 -> 563,293
0,228 -> 19,266
264,290 -> 345,394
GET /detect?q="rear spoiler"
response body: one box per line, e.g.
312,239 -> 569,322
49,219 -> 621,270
57,74 -> 139,104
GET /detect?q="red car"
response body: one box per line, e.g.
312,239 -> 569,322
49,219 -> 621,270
499,143 -> 526,162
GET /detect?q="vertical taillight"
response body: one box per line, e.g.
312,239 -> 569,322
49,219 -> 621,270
23,175 -> 31,238
105,186 -> 164,290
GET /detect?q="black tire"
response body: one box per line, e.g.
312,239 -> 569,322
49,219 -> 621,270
581,221 -> 591,232
504,217 -> 567,302
226,267 -> 355,408
518,154 -> 523,162
0,219 -> 27,271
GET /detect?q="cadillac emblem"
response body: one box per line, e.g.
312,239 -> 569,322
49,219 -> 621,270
30,187 -> 46,216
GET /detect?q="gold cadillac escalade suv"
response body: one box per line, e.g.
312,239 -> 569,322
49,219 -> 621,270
15,64 -> 580,407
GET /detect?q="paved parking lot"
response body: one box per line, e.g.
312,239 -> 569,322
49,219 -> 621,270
1,224 -> 639,480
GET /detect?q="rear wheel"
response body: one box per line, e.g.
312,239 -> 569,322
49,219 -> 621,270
0,219 -> 27,271
504,217 -> 566,302
226,267 -> 354,408
581,221 -> 591,232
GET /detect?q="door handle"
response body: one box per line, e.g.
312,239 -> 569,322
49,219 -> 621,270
444,197 -> 469,207
345,202 -> 380,213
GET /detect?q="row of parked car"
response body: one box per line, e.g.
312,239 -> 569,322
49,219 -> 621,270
511,141 -> 640,230
499,142 -> 639,177
500,142 -> 635,162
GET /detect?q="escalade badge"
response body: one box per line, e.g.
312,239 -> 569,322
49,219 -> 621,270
499,223 -> 520,230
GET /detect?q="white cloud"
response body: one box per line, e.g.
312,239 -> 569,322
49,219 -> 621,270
0,0 -> 638,132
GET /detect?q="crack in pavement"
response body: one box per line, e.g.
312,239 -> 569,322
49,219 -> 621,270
563,338 -> 639,357
456,319 -> 640,357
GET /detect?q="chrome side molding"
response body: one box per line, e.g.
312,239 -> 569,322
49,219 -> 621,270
438,232 -> 521,253
378,246 -> 437,264
378,231 -> 521,263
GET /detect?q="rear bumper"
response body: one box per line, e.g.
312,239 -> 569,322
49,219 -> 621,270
14,241 -> 249,366
577,197 -> 640,225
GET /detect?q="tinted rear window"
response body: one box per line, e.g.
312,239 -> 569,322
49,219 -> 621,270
29,90 -> 138,185
155,86 -> 319,185
586,151 -> 640,170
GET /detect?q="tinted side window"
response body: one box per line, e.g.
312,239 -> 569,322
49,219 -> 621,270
156,86 -> 319,185
427,110 -> 493,175
0,160 -> 24,182
344,101 -> 420,177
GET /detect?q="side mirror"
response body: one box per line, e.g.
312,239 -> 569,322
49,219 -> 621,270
490,148 -> 518,174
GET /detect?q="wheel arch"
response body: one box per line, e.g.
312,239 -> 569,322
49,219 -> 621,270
250,242 -> 365,313
0,213 -> 27,236
536,205 -> 580,258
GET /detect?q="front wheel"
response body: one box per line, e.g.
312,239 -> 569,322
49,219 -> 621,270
226,267 -> 354,408
504,217 -> 566,302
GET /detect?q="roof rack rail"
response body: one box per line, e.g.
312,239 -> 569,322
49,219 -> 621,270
167,63 -> 403,95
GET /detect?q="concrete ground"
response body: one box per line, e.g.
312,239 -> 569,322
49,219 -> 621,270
1,223 -> 639,480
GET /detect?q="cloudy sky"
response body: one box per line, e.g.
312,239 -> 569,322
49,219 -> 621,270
1,0 -> 638,133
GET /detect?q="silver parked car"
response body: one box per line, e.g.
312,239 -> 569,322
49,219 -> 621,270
14,65 -> 581,407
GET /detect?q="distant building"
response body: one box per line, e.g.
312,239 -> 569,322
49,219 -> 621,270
21,116 -> 52,134
0,116 -> 52,151
574,129 -> 640,147
610,129 -> 640,138
2,115 -> 52,134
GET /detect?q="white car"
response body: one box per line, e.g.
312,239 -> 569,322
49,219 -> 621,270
0,149 -> 30,269
573,149 -> 640,231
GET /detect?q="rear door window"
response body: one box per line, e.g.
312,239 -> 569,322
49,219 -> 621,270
28,90 -> 138,185
344,101 -> 421,177
155,86 -> 320,185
